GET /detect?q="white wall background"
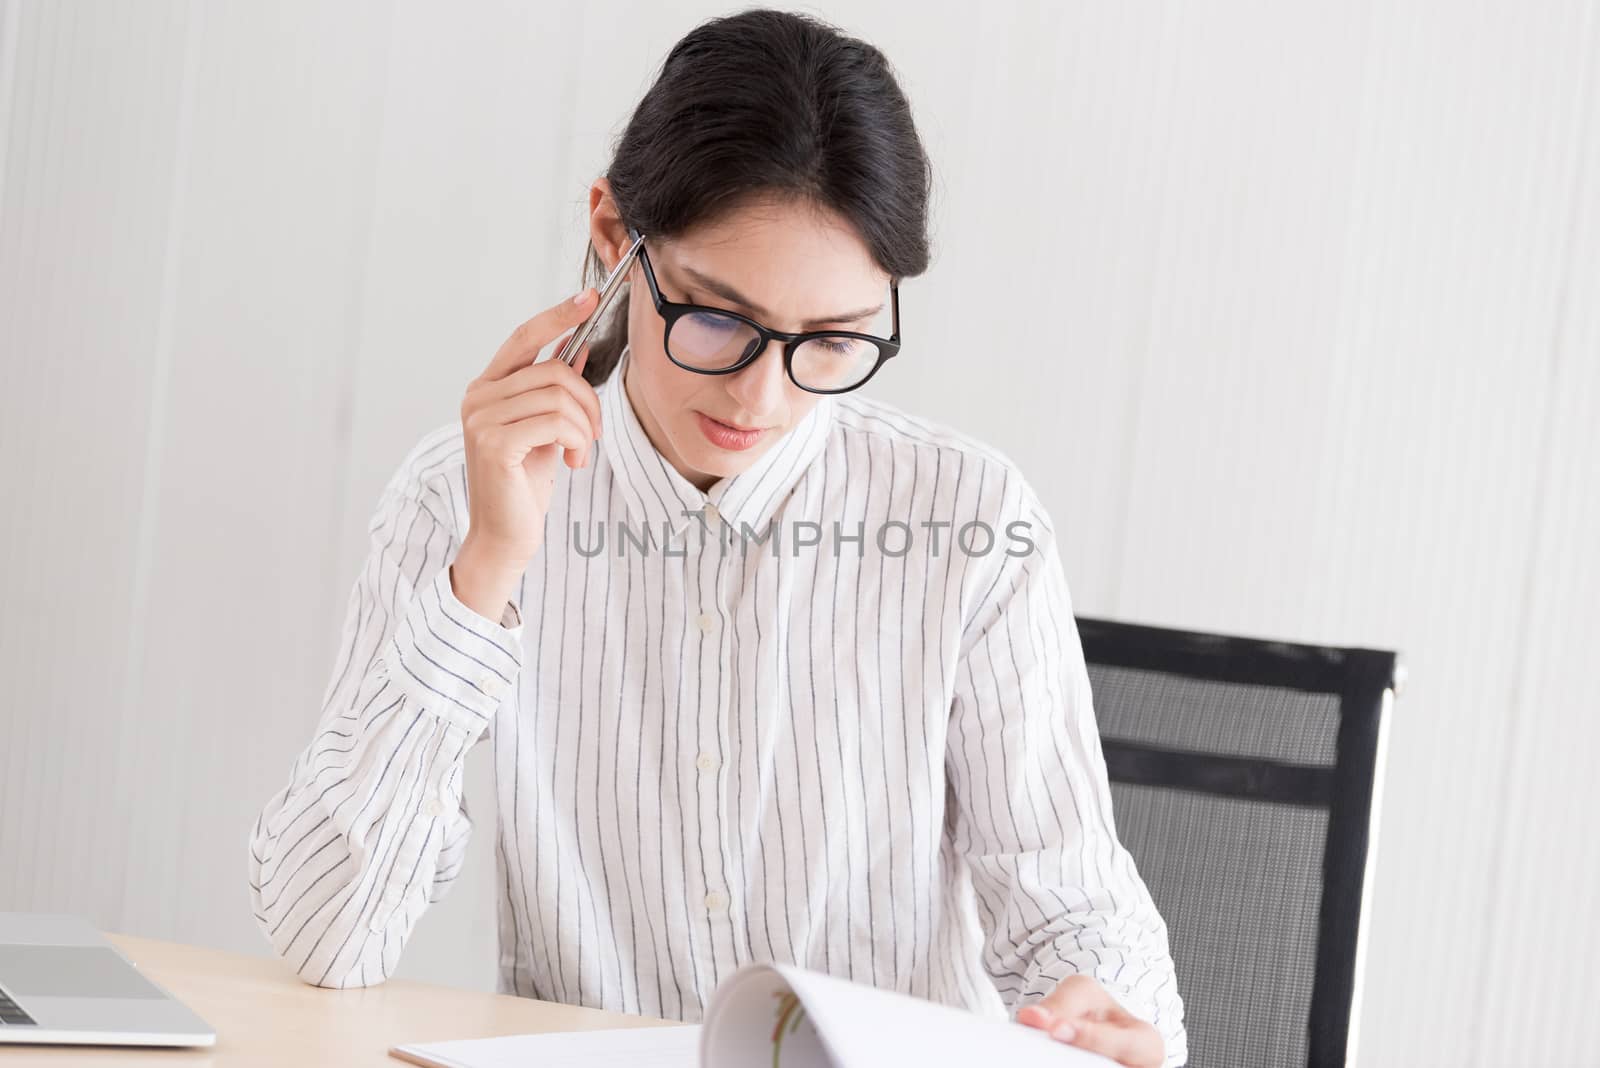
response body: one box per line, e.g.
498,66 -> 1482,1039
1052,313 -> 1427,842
2,1 -> 1596,1064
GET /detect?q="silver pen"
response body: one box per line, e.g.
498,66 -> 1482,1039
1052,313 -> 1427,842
551,230 -> 647,365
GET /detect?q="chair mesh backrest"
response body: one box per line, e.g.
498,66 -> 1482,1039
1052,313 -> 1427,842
1092,668 -> 1337,1066
1079,620 -> 1396,1068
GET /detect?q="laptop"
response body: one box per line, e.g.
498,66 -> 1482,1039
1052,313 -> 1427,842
0,913 -> 214,1047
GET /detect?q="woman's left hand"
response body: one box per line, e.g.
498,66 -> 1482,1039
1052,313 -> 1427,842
1015,974 -> 1164,1067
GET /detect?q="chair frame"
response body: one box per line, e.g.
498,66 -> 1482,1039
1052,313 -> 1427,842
1076,616 -> 1402,1068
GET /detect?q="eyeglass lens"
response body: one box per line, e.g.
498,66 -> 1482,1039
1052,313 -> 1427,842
669,309 -> 885,391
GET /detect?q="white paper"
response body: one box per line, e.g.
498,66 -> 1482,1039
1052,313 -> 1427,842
700,966 -> 836,1067
391,1024 -> 700,1068
703,963 -> 1120,1068
394,966 -> 1121,1068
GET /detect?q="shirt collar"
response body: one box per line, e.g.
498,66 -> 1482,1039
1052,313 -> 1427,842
598,343 -> 835,539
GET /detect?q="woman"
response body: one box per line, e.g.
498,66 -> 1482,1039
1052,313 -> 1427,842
248,10 -> 1186,1067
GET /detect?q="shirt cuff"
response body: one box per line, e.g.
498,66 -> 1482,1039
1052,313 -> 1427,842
384,563 -> 525,732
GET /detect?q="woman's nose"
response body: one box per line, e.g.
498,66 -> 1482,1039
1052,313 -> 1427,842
726,339 -> 789,417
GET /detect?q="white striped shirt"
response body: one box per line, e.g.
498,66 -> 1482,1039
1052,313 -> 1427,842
248,344 -> 1187,1065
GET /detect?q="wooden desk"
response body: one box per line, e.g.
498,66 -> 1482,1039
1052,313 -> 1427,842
7,934 -> 679,1066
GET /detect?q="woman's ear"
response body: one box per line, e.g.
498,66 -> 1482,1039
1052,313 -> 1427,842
588,178 -> 631,272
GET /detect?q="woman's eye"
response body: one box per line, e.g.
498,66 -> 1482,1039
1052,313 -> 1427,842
687,311 -> 740,332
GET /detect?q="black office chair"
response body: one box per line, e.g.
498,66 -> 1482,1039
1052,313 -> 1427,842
1077,616 -> 1402,1068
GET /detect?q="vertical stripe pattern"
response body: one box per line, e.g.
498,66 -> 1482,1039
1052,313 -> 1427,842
248,345 -> 1188,1066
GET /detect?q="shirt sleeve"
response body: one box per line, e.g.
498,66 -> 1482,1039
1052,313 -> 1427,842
944,468 -> 1188,1067
247,457 -> 525,989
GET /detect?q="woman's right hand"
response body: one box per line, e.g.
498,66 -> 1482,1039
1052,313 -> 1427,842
457,288 -> 604,571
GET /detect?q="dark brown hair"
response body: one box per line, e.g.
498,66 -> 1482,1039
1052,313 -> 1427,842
577,7 -> 934,386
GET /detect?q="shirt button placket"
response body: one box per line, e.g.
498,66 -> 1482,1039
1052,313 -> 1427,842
693,513 -> 735,947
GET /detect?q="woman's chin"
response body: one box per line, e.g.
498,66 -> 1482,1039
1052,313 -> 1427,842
681,434 -> 766,480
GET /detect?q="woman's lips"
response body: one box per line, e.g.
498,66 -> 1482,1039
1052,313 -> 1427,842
696,412 -> 768,451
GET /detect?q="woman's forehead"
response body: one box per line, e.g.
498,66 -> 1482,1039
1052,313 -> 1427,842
653,208 -> 890,324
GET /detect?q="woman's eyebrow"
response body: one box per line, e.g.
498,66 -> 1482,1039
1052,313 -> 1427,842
680,263 -> 885,328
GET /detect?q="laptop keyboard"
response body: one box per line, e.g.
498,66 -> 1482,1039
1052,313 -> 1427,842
0,985 -> 36,1026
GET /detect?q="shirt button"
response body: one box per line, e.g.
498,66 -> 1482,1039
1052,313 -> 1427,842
703,503 -> 720,525
477,673 -> 502,695
695,752 -> 716,772
422,797 -> 444,818
696,612 -> 715,633
704,891 -> 728,912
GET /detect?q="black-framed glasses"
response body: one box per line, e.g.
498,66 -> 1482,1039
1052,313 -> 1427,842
627,225 -> 901,395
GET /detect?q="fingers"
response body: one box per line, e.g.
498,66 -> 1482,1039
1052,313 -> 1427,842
1057,1016 -> 1164,1068
481,287 -> 597,382
475,384 -> 599,466
1027,974 -> 1109,1023
497,412 -> 594,467
492,359 -> 603,442
1017,978 -> 1164,1068
1016,1004 -> 1053,1029
463,354 -> 603,472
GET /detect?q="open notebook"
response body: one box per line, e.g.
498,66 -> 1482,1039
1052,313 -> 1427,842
390,962 -> 1118,1068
